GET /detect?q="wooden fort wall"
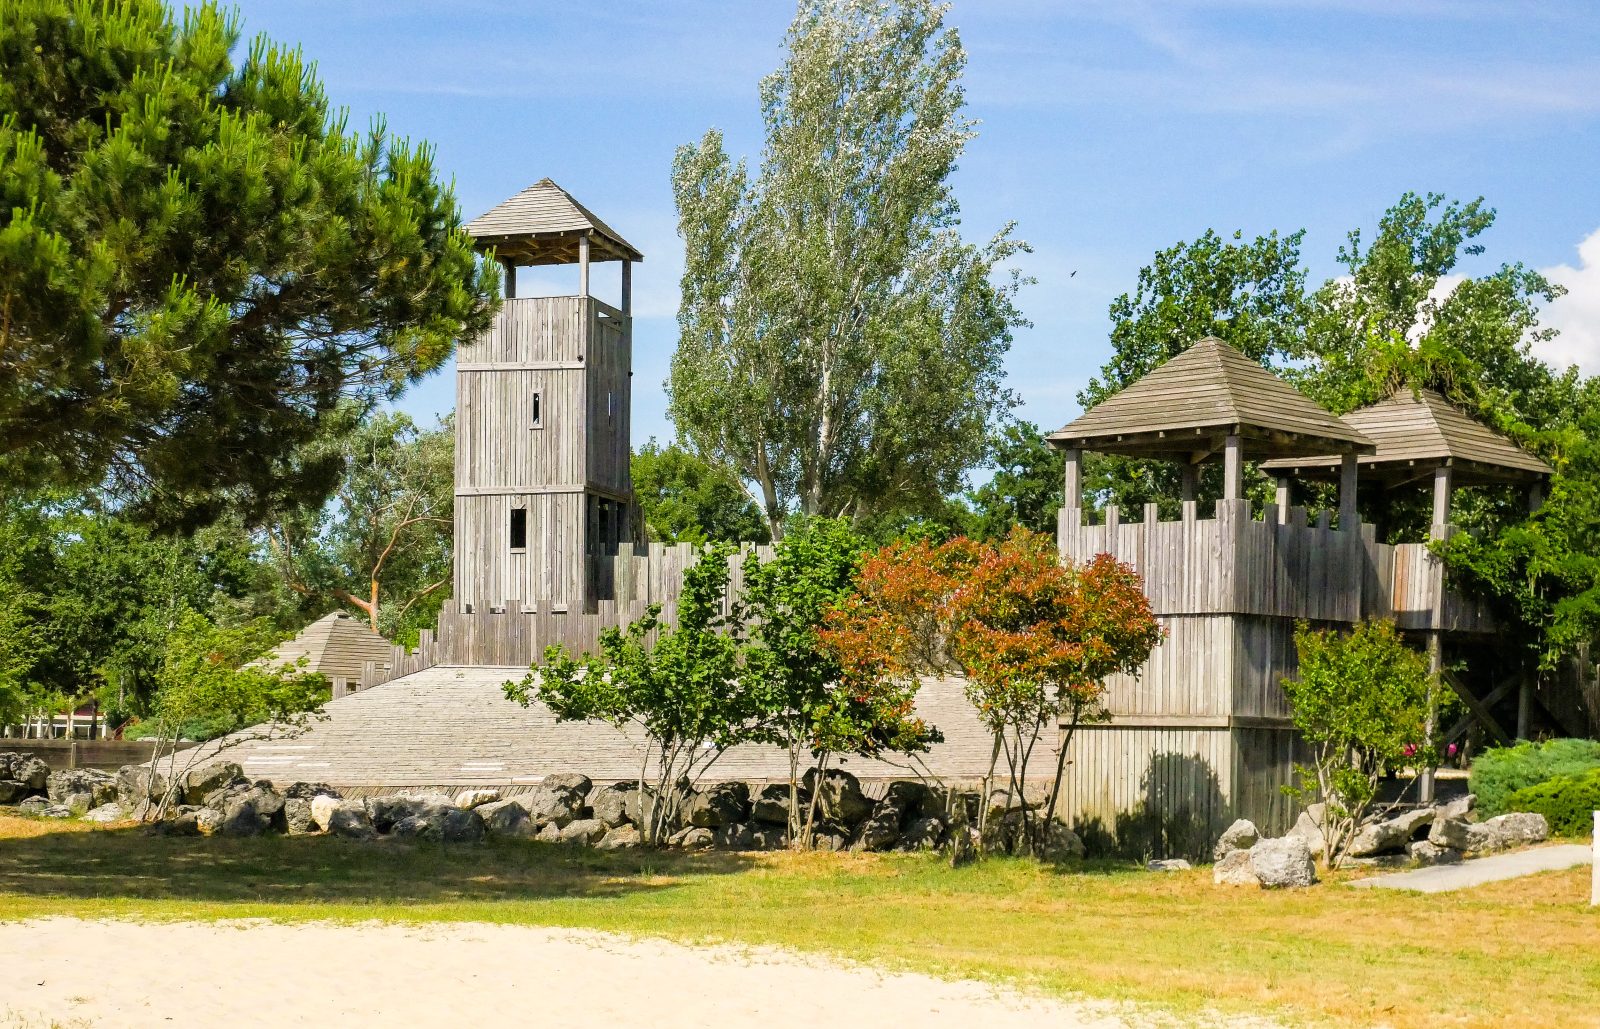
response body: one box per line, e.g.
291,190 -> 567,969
1056,498 -> 1490,856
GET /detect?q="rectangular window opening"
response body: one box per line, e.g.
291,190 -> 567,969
509,508 -> 527,551
531,391 -> 542,430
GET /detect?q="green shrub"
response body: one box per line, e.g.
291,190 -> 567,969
1506,770 -> 1600,837
1469,738 -> 1600,816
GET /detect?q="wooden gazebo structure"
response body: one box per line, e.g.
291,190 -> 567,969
1041,338 -> 1539,854
1260,386 -> 1555,749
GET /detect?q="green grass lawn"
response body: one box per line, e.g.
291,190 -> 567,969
0,814 -> 1594,1028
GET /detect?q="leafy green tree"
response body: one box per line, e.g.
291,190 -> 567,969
264,409 -> 453,644
1282,620 -> 1433,868
632,439 -> 770,545
966,421 -> 1065,539
0,0 -> 496,524
741,517 -> 936,843
506,545 -> 762,844
141,609 -> 327,816
669,0 -> 1027,538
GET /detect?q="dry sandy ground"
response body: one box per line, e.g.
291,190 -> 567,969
0,917 -> 1252,1029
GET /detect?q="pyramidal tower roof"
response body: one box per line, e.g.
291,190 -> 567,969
1260,386 -> 1551,484
1048,336 -> 1374,461
464,179 -> 643,265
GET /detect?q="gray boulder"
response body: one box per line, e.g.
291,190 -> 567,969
64,792 -> 95,816
0,753 -> 49,790
1212,818 -> 1260,861
328,802 -> 376,840
310,795 -> 342,831
559,818 -> 607,845
1474,812 -> 1549,852
284,782 -> 341,801
0,781 -> 33,804
596,825 -> 641,851
284,798 -> 317,835
523,783 -> 585,829
896,816 -> 946,852
591,783 -> 638,828
47,767 -> 117,807
82,802 -> 127,823
1249,836 -> 1319,888
214,781 -> 287,836
713,822 -> 755,850
1040,820 -> 1087,861
1287,808 -> 1327,859
17,795 -> 49,814
1147,858 -> 1191,872
688,781 -> 750,828
1436,792 -> 1475,820
749,825 -> 788,851
181,762 -> 244,805
536,822 -> 562,843
196,807 -> 224,835
155,809 -> 200,835
750,783 -> 801,826
39,803 -> 69,819
477,799 -> 534,837
541,771 -> 593,797
1213,849 -> 1259,886
116,765 -> 167,810
883,780 -> 933,814
811,828 -> 851,852
454,788 -> 501,810
1429,815 -> 1479,851
391,806 -> 486,843
669,826 -> 714,850
853,808 -> 904,852
1406,840 -> 1463,866
804,768 -> 872,826
367,792 -> 454,833
1347,807 -> 1434,858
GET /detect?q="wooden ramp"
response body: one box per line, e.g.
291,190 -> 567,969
220,665 -> 1008,793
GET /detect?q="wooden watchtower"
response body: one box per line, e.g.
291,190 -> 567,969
454,180 -> 642,619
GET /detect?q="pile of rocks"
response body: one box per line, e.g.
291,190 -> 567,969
1211,819 -> 1319,888
1,752 -> 128,821
1282,794 -> 1550,868
132,764 -> 975,853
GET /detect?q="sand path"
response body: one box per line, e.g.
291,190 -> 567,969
0,917 -> 1221,1028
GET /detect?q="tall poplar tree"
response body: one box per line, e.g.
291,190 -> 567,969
669,0 -> 1028,539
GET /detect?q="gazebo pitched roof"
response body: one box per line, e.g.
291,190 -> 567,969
1046,336 -> 1374,461
464,179 -> 643,265
1258,387 -> 1552,485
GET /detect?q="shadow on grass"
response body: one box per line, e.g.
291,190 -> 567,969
0,819 -> 756,907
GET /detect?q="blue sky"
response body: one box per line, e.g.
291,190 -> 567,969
231,0 -> 1600,459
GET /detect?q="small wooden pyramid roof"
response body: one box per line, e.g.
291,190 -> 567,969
1259,387 -> 1552,485
1047,336 -> 1375,461
262,612 -> 395,682
464,179 -> 643,265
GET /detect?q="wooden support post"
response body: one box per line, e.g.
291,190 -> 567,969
1181,464 -> 1198,504
578,234 -> 590,297
1274,477 -> 1290,524
1517,680 -> 1532,740
499,257 -> 516,299
1339,452 -> 1359,530
1422,631 -> 1442,804
1529,480 -> 1545,514
1432,464 -> 1453,531
1063,448 -> 1082,511
620,259 -> 632,317
1223,435 -> 1243,501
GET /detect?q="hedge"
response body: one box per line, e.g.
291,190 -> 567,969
1468,738 -> 1600,816
1505,769 -> 1600,837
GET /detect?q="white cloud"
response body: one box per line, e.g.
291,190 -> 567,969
1537,228 -> 1600,374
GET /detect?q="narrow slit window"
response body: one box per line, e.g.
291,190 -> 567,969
509,508 -> 527,551
607,390 -> 615,420
530,391 -> 542,429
